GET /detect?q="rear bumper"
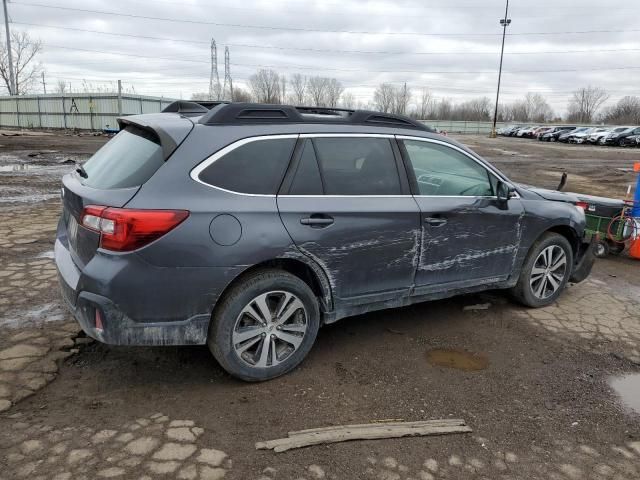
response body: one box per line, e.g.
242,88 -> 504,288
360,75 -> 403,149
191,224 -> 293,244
54,233 -> 242,346
570,237 -> 596,284
60,286 -> 211,346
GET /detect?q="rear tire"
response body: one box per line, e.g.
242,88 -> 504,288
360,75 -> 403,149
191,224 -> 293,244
510,233 -> 574,308
208,269 -> 320,382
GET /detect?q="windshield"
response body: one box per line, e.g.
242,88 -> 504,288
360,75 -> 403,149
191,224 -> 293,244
80,126 -> 164,189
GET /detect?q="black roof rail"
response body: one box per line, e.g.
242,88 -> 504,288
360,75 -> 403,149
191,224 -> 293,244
162,100 -> 229,116
197,103 -> 433,132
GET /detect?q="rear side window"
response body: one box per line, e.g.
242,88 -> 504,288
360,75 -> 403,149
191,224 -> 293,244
312,137 -> 401,195
81,126 -> 163,189
199,138 -> 296,194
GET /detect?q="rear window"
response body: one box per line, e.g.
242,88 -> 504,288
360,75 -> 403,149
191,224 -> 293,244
81,126 -> 163,189
198,137 -> 296,194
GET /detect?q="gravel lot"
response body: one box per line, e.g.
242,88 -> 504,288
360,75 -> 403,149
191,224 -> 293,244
1,130 -> 639,480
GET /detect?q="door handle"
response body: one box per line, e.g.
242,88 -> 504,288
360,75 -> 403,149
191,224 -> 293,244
300,214 -> 334,227
424,216 -> 447,227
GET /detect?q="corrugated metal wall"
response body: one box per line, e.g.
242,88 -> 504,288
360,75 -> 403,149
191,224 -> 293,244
0,94 -> 175,130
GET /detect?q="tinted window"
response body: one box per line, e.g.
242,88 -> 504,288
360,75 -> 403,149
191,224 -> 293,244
403,140 -> 494,197
81,126 -> 163,189
289,140 -> 323,195
199,138 -> 296,194
312,137 -> 401,195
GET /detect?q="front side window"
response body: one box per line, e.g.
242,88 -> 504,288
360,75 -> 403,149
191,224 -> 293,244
312,137 -> 401,195
402,140 -> 494,197
198,137 -> 296,194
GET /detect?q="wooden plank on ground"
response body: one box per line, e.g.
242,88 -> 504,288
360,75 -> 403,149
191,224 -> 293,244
256,419 -> 472,453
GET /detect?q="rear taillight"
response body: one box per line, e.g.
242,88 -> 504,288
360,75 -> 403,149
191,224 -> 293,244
575,201 -> 589,211
80,205 -> 189,252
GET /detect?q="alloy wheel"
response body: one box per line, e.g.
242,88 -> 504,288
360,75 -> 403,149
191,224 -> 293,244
232,291 -> 308,368
530,245 -> 568,300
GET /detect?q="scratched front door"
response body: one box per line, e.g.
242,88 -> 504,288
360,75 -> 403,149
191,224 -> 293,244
413,196 -> 524,287
398,137 -> 524,288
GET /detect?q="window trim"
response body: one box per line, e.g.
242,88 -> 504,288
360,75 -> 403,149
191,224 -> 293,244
396,135 -> 519,199
191,133 -> 515,199
190,134 -> 299,197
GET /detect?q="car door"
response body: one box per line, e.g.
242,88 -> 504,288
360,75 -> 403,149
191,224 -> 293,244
277,134 -> 420,302
397,136 -> 524,290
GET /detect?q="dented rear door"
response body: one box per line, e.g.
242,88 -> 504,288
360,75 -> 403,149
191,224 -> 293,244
277,136 -> 420,301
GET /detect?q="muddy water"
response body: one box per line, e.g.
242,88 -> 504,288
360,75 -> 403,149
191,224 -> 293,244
426,349 -> 489,371
610,374 -> 640,414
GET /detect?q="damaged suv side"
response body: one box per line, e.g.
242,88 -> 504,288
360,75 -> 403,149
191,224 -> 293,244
55,102 -> 595,381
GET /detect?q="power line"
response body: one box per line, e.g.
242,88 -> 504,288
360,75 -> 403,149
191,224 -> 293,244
15,22 -> 640,57
12,2 -> 640,37
42,44 -> 640,75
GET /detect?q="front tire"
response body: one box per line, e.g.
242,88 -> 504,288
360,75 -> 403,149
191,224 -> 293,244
510,233 -> 573,308
208,269 -> 320,381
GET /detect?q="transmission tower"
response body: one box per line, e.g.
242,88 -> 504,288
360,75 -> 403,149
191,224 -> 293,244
209,39 -> 221,100
222,46 -> 233,101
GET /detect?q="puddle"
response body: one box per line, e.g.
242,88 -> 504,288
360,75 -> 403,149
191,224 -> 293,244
610,374 -> 640,414
36,250 -> 55,259
0,163 -> 41,172
426,349 -> 489,371
0,303 -> 68,328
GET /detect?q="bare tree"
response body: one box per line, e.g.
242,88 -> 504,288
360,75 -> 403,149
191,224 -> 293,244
232,87 -> 253,103
373,83 -> 394,113
279,76 -> 287,103
567,86 -> 609,123
601,96 -> 640,125
55,79 -> 68,94
325,78 -> 344,107
340,91 -> 357,109
307,76 -> 329,106
391,83 -> 411,115
249,69 -> 281,103
290,73 -> 307,105
416,88 -> 434,119
524,92 -> 554,122
190,92 -> 209,100
0,31 -> 43,95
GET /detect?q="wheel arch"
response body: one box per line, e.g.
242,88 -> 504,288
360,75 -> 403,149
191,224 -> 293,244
546,224 -> 580,257
210,257 -> 333,330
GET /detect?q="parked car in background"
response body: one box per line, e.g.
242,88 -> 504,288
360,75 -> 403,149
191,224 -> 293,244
587,128 -> 613,144
620,134 -> 640,147
497,125 -> 519,136
540,126 -> 576,142
517,126 -> 540,138
568,127 -> 603,144
558,127 -> 590,143
54,101 -> 595,381
603,126 -> 640,146
533,127 -> 554,139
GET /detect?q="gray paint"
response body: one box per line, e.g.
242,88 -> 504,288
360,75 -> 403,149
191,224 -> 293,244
55,112 -> 593,346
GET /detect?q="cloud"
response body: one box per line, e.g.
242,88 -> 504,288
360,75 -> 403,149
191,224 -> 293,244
7,0 -> 639,113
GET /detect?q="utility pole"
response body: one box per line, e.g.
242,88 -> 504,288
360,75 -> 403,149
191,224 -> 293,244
490,0 -> 511,138
2,0 -> 16,95
222,46 -> 233,101
41,71 -> 46,94
117,79 -> 122,116
209,39 -> 220,100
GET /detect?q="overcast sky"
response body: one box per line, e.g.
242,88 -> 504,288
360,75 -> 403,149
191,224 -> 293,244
4,0 -> 639,114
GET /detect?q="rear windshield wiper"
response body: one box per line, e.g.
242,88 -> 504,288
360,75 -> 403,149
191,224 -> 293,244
75,163 -> 88,179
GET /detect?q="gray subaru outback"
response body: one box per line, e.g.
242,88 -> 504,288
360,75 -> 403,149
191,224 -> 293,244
55,102 -> 594,381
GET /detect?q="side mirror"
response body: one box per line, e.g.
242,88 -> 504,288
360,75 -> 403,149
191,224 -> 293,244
497,181 -> 515,202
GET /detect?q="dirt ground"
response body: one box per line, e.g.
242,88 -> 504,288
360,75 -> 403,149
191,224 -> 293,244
1,131 -> 640,480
